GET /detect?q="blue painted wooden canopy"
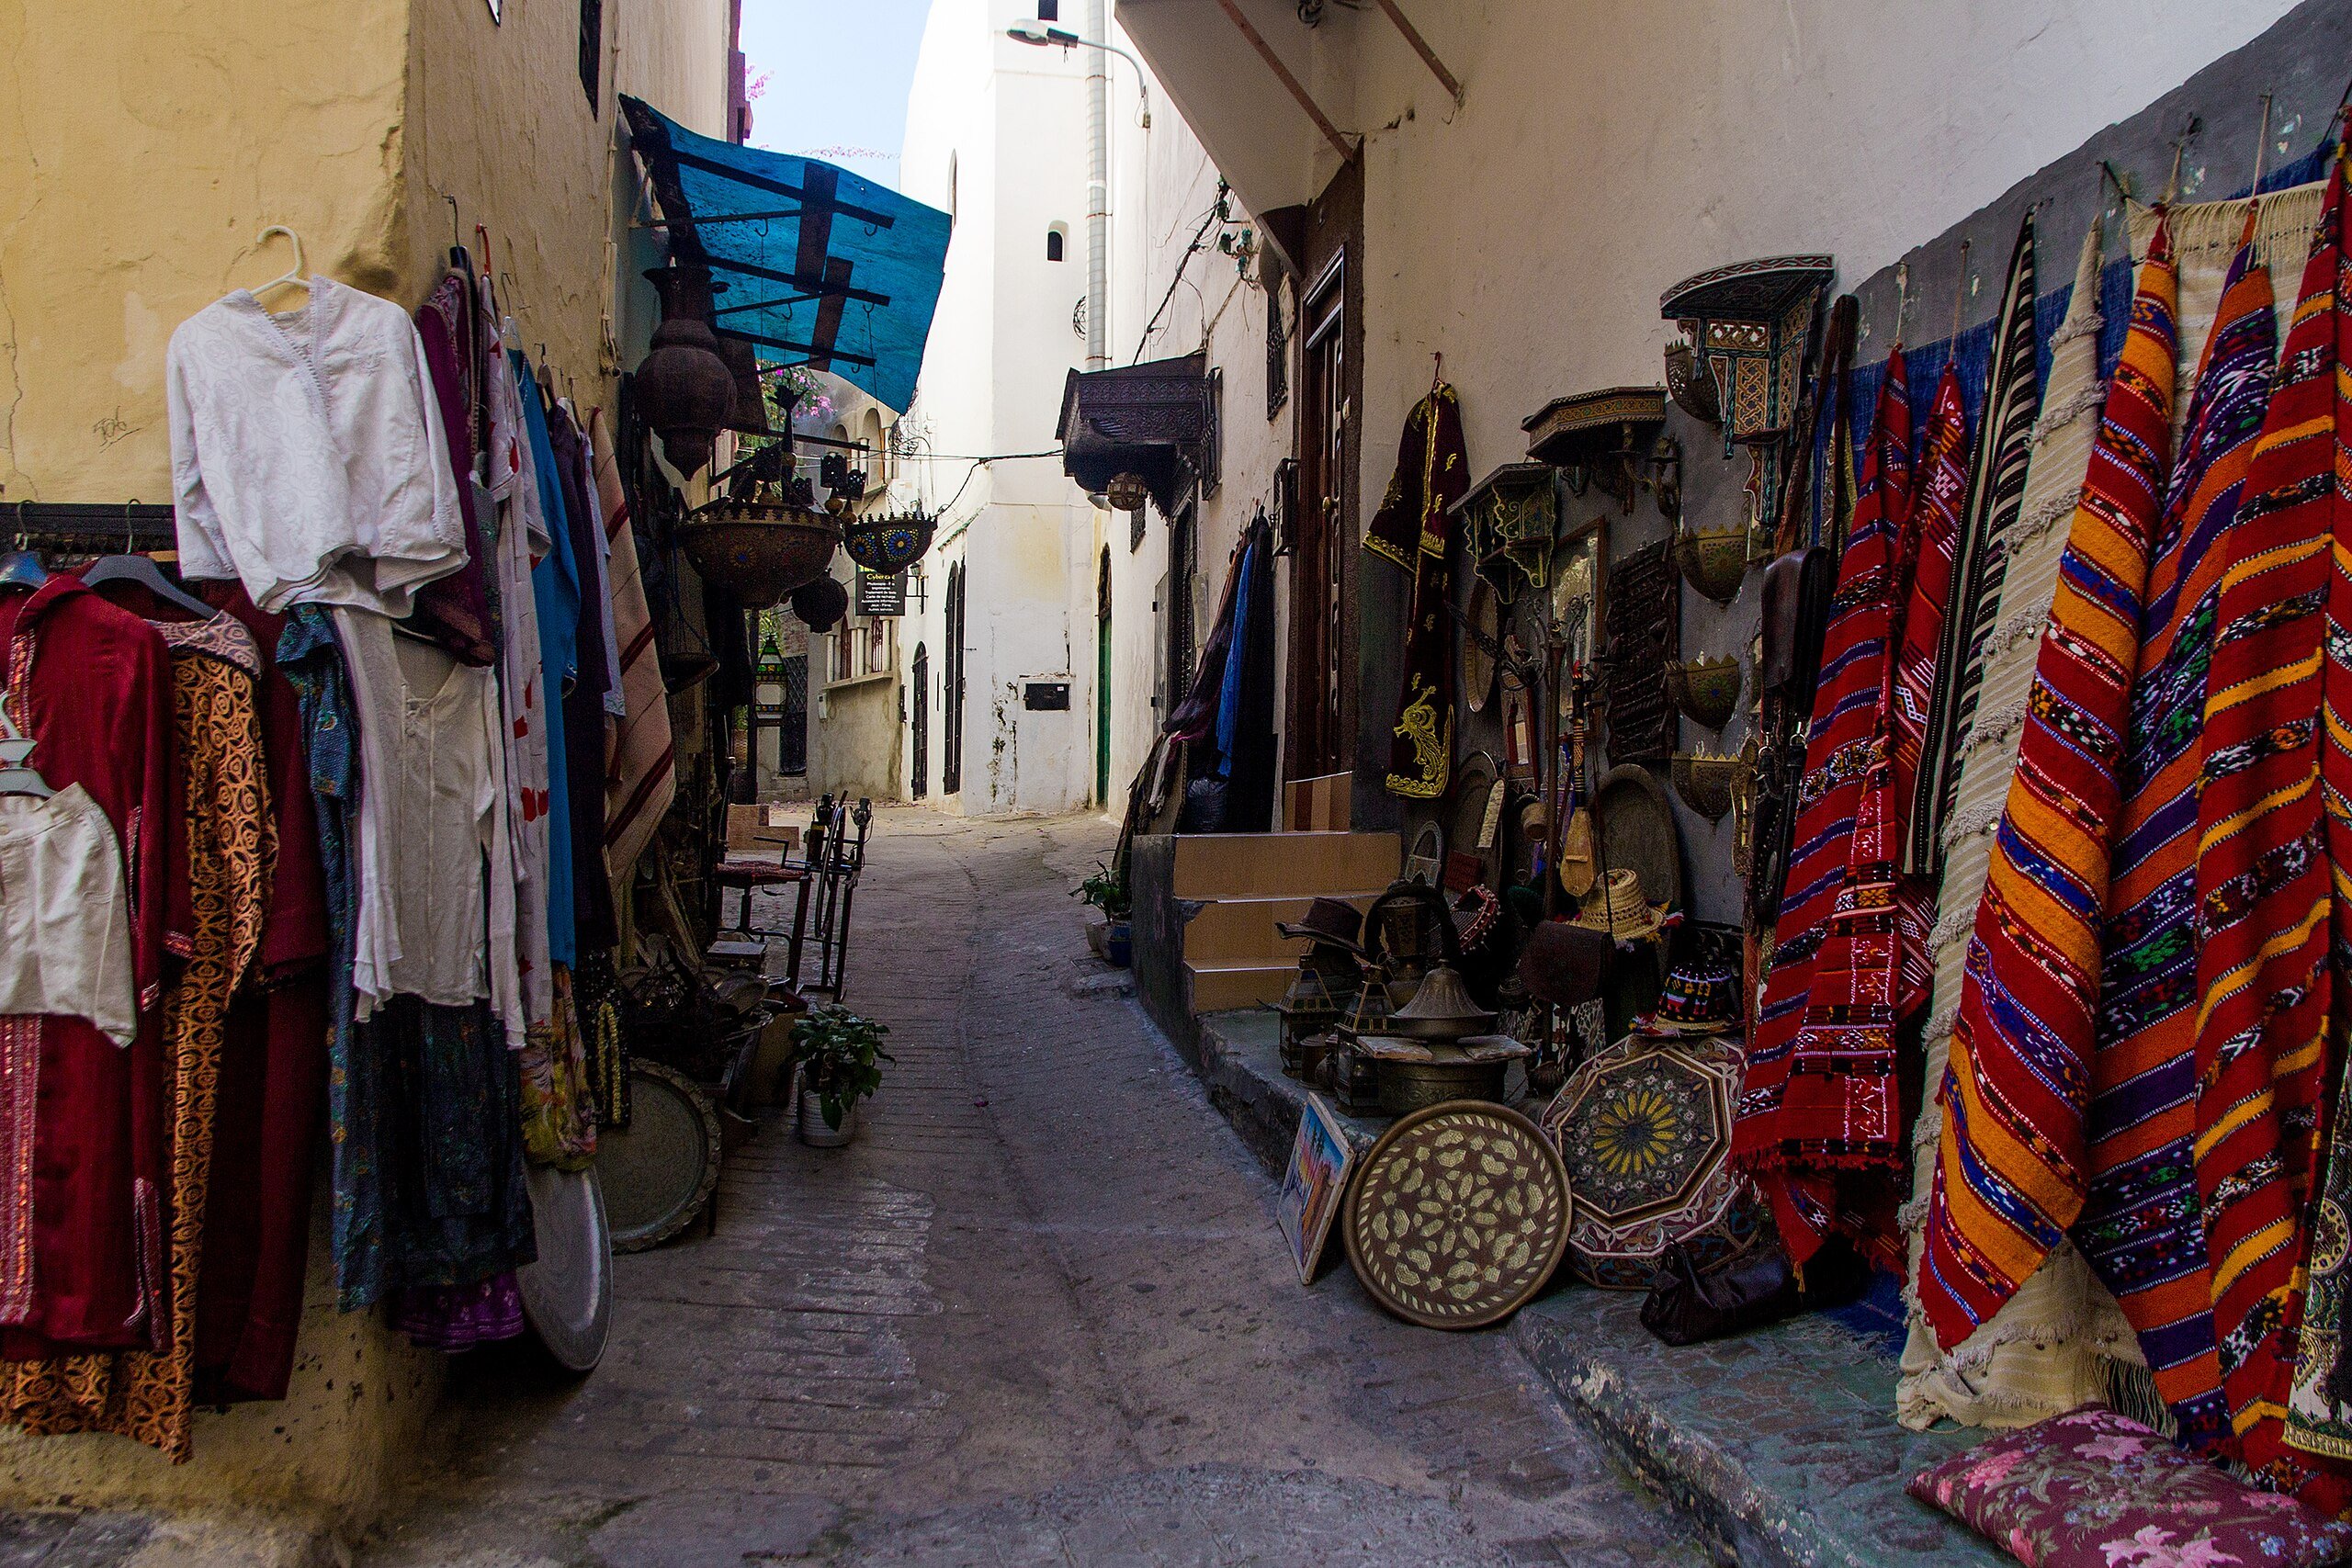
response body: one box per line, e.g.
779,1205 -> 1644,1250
621,97 -> 950,414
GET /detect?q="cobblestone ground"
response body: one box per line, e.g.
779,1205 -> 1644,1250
359,808 -> 1699,1568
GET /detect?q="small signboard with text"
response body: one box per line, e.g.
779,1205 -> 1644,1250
855,569 -> 907,617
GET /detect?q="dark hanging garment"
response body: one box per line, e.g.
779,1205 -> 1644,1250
1366,383 -> 1468,799
1166,532 -> 1247,744
409,272 -> 499,667
193,583 -> 331,1404
1225,520 -> 1280,831
548,406 -> 619,953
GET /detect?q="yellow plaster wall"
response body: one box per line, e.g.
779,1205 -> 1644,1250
406,0 -> 734,415
0,0 -> 413,505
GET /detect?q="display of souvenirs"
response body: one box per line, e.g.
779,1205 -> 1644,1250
1601,541 -> 1678,762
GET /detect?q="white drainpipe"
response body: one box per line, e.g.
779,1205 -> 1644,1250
1086,0 -> 1110,370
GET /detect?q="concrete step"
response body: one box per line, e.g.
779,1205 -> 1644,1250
1183,960 -> 1296,1014
1180,891 -> 1384,964
1170,831 -> 1401,899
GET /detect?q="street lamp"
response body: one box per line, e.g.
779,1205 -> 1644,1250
1004,21 -> 1152,128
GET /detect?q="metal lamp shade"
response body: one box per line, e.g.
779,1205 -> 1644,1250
789,572 -> 850,631
682,502 -> 842,608
637,265 -> 739,479
842,513 -> 940,574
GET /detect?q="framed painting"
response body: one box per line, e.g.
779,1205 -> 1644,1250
1275,1093 -> 1356,1284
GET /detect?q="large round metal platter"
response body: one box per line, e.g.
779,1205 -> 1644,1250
517,1162 -> 615,1371
596,1060 -> 723,1253
1341,1100 -> 1572,1330
1591,762 -> 1682,913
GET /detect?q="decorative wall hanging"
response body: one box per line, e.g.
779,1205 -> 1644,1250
1464,577 -> 1499,712
1665,657 -> 1741,731
1551,513 -> 1607,675
1590,763 -> 1682,912
1522,387 -> 1672,516
1445,753 -> 1501,884
842,510 -> 939,574
1674,525 -> 1750,604
1341,1101 -> 1572,1329
1601,540 -> 1679,763
1660,254 -> 1834,536
1539,1034 -> 1753,1289
1403,821 -> 1445,886
1500,651 -> 1537,781
1452,461 -> 1559,594
1669,751 -> 1738,823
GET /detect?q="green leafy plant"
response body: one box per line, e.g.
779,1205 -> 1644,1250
1073,860 -> 1131,919
792,1005 -> 894,1132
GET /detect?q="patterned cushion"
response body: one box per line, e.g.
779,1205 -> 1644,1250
1906,1404 -> 2352,1568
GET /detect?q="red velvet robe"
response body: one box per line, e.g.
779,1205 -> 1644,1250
0,576 -> 178,1351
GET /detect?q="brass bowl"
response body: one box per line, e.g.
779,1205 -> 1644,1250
1665,657 -> 1743,730
1671,753 -> 1740,823
1675,528 -> 1749,604
682,502 -> 842,607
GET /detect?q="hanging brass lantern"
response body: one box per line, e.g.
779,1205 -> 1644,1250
1105,472 -> 1150,513
636,265 -> 739,479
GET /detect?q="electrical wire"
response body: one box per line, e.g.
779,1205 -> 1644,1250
1134,197 -> 1228,363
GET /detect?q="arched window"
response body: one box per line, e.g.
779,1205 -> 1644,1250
1046,224 -> 1068,263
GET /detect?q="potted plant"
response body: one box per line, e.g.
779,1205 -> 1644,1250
790,1005 -> 892,1147
1074,860 -> 1133,966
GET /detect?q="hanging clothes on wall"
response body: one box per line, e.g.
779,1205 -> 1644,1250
1910,215 -> 2043,874
591,407 -> 676,888
547,403 -> 618,954
1899,217 -> 2143,1433
408,267 -> 499,668
191,582 -> 329,1404
2082,217 -> 2280,1462
168,277 -> 468,617
0,578 -> 176,1352
2191,160 -> 2348,1502
0,609 -> 271,1461
1736,349 -> 1915,1265
1366,381 -> 1467,801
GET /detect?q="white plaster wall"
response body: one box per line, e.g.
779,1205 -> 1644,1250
1310,0 -> 2303,525
897,0 -> 1113,817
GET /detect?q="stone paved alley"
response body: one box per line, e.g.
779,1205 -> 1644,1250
359,809 -> 1699,1568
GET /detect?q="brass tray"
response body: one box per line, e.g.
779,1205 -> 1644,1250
1341,1100 -> 1572,1330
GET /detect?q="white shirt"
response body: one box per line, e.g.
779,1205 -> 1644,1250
334,606 -> 527,1048
169,277 -> 468,616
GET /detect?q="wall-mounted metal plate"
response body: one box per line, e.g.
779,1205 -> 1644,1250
1024,682 -> 1071,711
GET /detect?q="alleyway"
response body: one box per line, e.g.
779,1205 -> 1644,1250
361,809 -> 1697,1568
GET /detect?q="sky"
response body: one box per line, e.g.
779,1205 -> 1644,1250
738,1 -> 933,190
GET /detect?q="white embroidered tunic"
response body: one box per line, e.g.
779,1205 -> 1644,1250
169,277 -> 468,617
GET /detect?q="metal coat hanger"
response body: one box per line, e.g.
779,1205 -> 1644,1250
251,226 -> 312,304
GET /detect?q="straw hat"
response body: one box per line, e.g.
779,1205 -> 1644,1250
1569,868 -> 1669,944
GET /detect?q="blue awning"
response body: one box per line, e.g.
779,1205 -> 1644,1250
621,97 -> 950,414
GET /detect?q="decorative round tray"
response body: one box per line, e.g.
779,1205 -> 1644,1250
517,1162 -> 615,1370
1341,1100 -> 1572,1330
596,1060 -> 723,1253
1591,763 -> 1682,912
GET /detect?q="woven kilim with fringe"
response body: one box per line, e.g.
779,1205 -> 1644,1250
1913,216 -> 2042,876
2193,167 -> 2346,1505
1737,353 -> 1914,1264
1894,365 -> 1973,899
2078,231 -> 2278,1461
1916,219 -> 2168,1347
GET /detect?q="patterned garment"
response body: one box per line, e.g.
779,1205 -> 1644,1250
1366,384 -> 1467,799
2191,173 -> 2347,1502
275,607 -> 379,1310
1736,351 -> 1914,1262
391,1272 -> 525,1351
1900,218 -> 2144,1434
589,408 -> 676,887
0,626 -> 272,1461
2081,230 -> 2278,1461
1757,367 -> 1963,1269
2282,154 -> 2352,1466
1920,223 -> 2179,1366
375,998 -> 537,1291
1912,215 -> 2042,877
521,964 -> 599,1170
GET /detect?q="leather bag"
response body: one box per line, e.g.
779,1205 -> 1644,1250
1638,1236 -> 1868,1347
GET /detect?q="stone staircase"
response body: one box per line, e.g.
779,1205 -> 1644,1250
1173,831 -> 1400,1013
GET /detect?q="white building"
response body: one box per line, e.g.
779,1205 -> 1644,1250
892,0 -> 1126,817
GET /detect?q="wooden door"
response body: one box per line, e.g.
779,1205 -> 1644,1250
1284,162 -> 1363,785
